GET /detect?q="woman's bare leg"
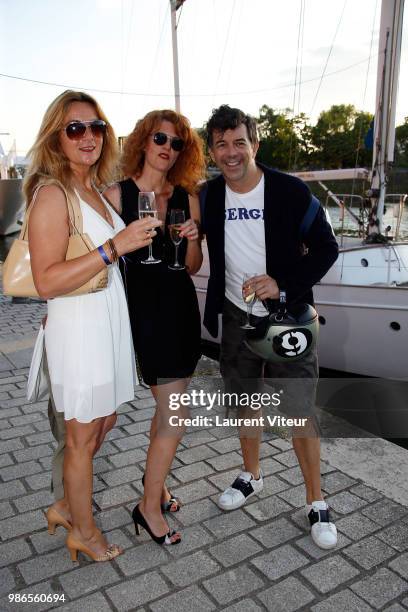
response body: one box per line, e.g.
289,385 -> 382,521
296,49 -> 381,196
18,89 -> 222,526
139,379 -> 187,540
64,417 -> 109,555
49,413 -> 117,526
148,412 -> 178,507
94,413 -> 117,454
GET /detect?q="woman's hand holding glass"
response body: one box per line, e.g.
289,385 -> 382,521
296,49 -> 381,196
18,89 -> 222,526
168,214 -> 200,271
179,218 -> 199,241
112,217 -> 162,257
138,192 -> 162,264
169,209 -> 186,270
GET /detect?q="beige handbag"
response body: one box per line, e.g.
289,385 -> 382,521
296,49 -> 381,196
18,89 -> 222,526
2,179 -> 108,298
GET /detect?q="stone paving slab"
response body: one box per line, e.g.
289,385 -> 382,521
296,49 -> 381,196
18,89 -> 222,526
1,294 -> 408,610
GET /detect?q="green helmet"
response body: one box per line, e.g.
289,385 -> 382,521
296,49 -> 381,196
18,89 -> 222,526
245,302 -> 319,363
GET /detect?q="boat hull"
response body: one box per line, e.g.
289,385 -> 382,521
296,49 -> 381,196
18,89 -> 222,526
194,242 -> 408,379
315,282 -> 408,378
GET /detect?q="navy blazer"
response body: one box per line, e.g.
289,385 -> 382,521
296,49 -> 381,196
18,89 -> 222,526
201,162 -> 339,338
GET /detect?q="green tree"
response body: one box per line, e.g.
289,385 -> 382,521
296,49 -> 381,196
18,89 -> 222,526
256,105 -> 301,170
199,103 -> 380,173
310,104 -> 373,169
288,112 -> 313,170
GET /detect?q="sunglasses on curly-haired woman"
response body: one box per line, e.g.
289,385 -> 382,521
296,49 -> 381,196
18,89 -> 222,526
152,131 -> 184,152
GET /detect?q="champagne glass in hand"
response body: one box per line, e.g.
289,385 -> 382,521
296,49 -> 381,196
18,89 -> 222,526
168,209 -> 185,270
138,192 -> 161,264
240,273 -> 257,329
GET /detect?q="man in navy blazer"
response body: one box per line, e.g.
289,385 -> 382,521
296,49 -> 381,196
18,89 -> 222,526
201,105 -> 339,549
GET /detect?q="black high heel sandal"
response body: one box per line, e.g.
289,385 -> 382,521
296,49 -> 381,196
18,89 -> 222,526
132,504 -> 181,546
141,474 -> 182,513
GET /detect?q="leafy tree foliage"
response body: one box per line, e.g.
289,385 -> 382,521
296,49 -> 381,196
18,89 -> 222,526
256,106 -> 296,168
199,104 -> 406,172
310,105 -> 373,169
256,104 -> 373,170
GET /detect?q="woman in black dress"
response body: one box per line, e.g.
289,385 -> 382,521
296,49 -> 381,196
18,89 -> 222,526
105,110 -> 205,545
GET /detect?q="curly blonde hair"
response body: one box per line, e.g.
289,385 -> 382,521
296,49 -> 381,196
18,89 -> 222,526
121,109 -> 205,194
23,90 -> 118,206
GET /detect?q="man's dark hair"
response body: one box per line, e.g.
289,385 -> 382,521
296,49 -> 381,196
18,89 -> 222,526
205,105 -> 258,148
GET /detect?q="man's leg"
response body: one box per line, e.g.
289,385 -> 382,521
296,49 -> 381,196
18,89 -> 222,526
218,299 -> 264,510
48,397 -> 67,501
285,350 -> 323,503
292,429 -> 336,549
45,353 -> 66,503
267,350 -> 337,549
292,422 -> 323,504
239,438 -> 261,479
43,352 -> 72,529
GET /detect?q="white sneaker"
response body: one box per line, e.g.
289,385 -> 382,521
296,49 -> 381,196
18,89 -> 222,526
218,471 -> 264,511
307,500 -> 337,550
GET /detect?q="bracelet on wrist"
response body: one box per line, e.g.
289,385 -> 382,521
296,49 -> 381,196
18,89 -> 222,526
97,244 -> 111,266
107,238 -> 119,263
104,240 -> 114,263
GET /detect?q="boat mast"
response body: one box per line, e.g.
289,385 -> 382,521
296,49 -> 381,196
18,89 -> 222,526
369,0 -> 404,235
170,0 -> 185,113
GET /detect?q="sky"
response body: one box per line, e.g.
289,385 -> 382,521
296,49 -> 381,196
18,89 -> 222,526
0,0 -> 407,157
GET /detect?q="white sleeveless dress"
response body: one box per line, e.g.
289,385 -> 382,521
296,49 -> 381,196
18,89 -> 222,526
43,191 -> 137,423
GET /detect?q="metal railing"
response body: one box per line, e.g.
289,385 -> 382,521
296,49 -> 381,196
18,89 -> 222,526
384,194 -> 408,240
324,192 -> 408,243
324,193 -> 367,246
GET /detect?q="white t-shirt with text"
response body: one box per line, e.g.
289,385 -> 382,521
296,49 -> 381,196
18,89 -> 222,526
224,175 -> 269,316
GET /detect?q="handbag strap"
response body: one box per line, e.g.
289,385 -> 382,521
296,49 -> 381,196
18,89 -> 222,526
19,184 -> 43,241
21,178 -> 84,240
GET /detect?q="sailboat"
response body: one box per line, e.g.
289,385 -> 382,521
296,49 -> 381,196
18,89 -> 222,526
293,0 -> 407,379
190,0 -> 408,380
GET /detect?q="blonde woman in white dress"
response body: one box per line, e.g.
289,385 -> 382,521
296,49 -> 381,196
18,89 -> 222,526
25,90 -> 161,563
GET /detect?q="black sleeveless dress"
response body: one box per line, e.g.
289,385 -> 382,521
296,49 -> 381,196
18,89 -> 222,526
119,178 -> 201,386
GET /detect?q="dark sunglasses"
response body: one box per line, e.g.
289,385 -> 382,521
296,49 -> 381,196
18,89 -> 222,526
63,120 -> 107,141
153,131 -> 184,152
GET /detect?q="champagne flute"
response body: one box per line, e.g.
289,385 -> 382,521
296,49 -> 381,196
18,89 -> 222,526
240,273 -> 257,330
138,191 -> 161,264
168,209 -> 185,270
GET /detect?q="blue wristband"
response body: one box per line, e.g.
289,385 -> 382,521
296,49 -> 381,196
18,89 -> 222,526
97,245 -> 111,266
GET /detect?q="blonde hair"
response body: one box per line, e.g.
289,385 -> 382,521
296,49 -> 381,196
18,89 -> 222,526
23,90 -> 118,206
121,109 -> 205,194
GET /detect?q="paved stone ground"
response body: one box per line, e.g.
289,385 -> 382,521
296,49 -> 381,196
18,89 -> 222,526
1,294 -> 408,611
